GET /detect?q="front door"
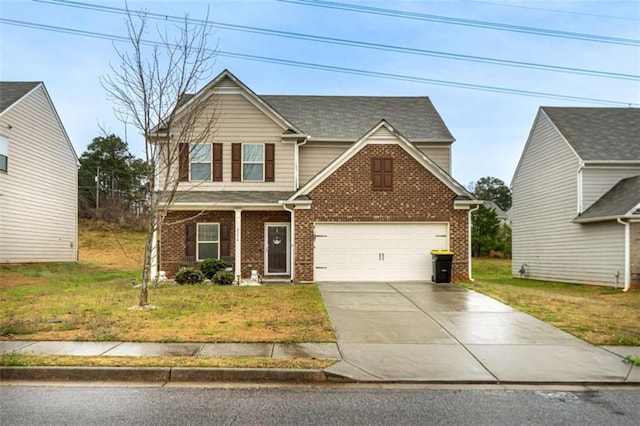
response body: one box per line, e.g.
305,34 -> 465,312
265,223 -> 289,275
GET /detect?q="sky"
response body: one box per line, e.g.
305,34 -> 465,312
1,0 -> 639,188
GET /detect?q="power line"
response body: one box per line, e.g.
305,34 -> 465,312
33,0 -> 639,81
2,17 -> 637,107
458,0 -> 640,22
279,0 -> 640,46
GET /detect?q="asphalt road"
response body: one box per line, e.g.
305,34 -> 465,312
1,385 -> 639,425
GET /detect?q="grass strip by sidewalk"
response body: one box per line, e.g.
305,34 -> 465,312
462,258 -> 640,346
0,352 -> 335,369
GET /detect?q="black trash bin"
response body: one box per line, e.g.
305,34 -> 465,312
431,250 -> 454,283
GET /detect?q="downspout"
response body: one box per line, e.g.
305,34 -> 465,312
617,218 -> 631,292
293,136 -> 309,190
576,162 -> 585,214
468,205 -> 480,281
281,203 -> 296,282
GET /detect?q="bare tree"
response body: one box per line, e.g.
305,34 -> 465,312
102,4 -> 218,307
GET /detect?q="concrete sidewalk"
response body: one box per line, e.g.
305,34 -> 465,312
0,341 -> 341,360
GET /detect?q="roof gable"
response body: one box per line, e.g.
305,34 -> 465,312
289,120 -> 472,201
0,82 -> 41,115
0,82 -> 77,162
542,107 -> 640,162
174,70 -> 303,134
262,95 -> 453,142
575,174 -> 640,222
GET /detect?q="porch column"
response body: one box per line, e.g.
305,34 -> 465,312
235,209 -> 242,281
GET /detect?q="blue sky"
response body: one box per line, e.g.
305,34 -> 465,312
1,0 -> 639,187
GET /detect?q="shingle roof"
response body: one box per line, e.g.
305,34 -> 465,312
0,82 -> 40,113
576,175 -> 640,221
262,95 -> 454,141
161,191 -> 307,205
542,107 -> 640,161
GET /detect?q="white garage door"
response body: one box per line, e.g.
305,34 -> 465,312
314,223 -> 449,282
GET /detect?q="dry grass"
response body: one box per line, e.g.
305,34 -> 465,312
0,353 -> 334,369
462,258 -> 640,346
0,220 -> 335,344
79,219 -> 145,273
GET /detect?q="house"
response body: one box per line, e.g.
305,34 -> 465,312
481,200 -> 510,227
511,107 -> 640,290
154,70 -> 478,282
0,82 -> 78,263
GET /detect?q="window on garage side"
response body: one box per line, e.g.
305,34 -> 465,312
372,157 -> 393,190
197,223 -> 219,261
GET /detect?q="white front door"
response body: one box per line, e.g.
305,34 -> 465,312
314,223 -> 449,282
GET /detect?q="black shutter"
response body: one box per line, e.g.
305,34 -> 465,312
265,143 -> 275,182
220,223 -> 230,257
179,143 -> 189,182
213,143 -> 223,182
185,223 -> 196,259
231,143 -> 241,181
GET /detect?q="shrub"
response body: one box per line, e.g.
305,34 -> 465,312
174,267 -> 205,285
213,270 -> 235,285
200,258 -> 229,280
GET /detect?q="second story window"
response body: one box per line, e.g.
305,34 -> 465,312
0,136 -> 8,173
242,143 -> 264,181
190,143 -> 211,181
232,143 -> 274,182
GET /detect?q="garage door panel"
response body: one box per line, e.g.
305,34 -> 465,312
314,223 -> 449,282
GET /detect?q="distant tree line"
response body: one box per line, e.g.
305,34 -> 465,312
78,134 -> 148,228
469,176 -> 512,258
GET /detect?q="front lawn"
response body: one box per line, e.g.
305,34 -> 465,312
0,220 -> 335,344
462,258 -> 640,346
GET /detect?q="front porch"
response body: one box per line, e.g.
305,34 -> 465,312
158,209 -> 292,281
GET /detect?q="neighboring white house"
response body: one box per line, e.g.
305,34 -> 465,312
511,107 -> 640,290
0,82 -> 78,263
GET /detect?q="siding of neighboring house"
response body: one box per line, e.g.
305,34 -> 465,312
512,112 -> 625,286
295,127 -> 469,282
162,91 -> 296,191
581,166 -> 640,211
0,85 -> 78,262
632,222 -> 640,288
299,143 -> 350,186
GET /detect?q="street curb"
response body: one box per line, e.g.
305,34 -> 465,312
170,368 -> 327,383
0,367 -> 170,382
0,367 -> 330,383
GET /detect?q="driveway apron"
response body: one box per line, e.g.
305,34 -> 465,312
319,282 -> 632,383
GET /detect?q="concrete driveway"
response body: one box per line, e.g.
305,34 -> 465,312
319,282 -> 634,383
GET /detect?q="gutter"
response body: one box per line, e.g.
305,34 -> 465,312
617,218 -> 631,292
468,205 -> 480,281
293,136 -> 309,190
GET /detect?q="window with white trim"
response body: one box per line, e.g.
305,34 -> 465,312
190,143 -> 211,181
0,136 -> 8,173
197,223 -> 219,261
242,143 -> 264,181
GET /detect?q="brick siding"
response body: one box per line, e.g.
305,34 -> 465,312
295,144 -> 470,282
240,211 -> 290,278
160,210 -> 235,277
160,210 -> 291,278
